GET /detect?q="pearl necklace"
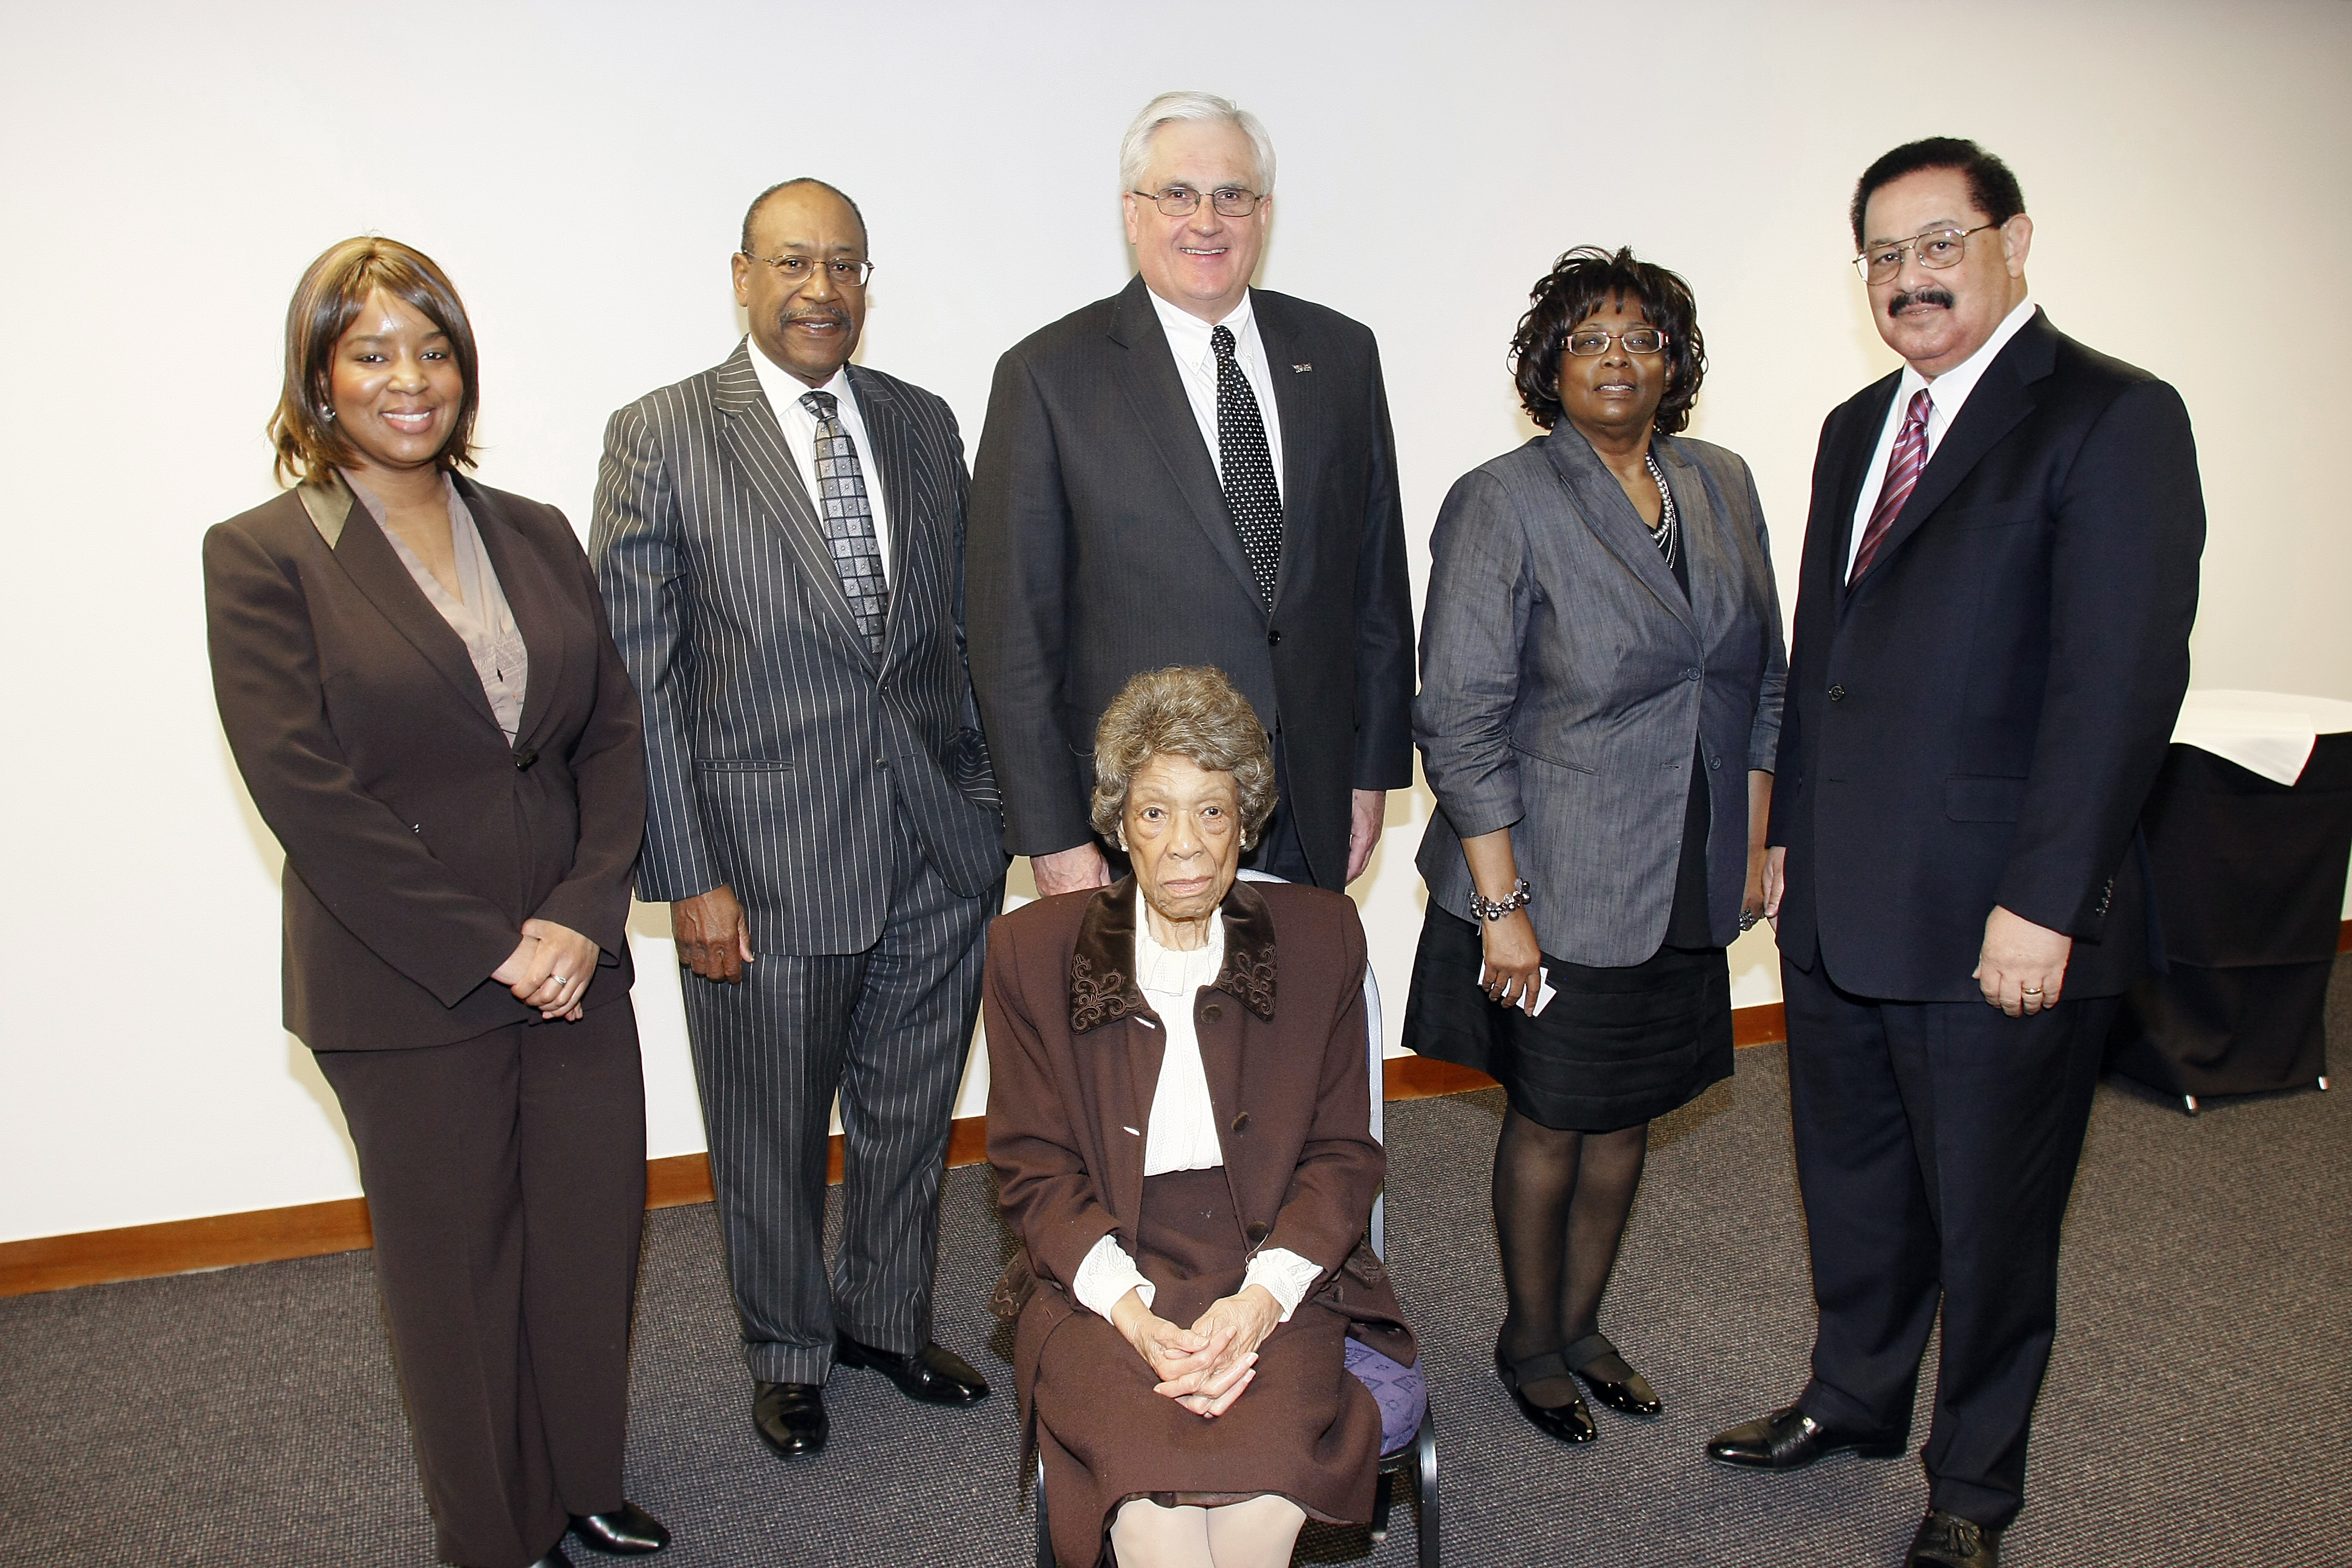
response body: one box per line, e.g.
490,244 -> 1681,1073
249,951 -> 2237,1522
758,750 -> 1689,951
1643,452 -> 1678,570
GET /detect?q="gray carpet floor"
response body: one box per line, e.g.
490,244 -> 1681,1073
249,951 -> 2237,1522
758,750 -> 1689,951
4,961 -> 2345,1567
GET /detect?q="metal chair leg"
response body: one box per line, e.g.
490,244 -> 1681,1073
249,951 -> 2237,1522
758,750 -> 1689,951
2183,1094 -> 2200,1115
1368,1470 -> 1394,1543
1033,1446 -> 1054,1568
1414,1408 -> 1440,1568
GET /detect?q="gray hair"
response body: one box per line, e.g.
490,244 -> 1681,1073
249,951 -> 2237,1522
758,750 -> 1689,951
1089,666 -> 1277,849
1117,91 -> 1277,197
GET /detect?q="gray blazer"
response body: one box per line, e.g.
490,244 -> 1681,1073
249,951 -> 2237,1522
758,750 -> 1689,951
1414,425 -> 1788,966
591,342 -> 1007,956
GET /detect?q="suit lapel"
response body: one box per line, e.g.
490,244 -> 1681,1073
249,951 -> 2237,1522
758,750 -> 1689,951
713,342 -> 877,661
1846,312 -> 2053,596
1657,439 -> 1727,639
460,479 -> 566,751
1540,424 -> 1696,635
316,478 -> 504,734
1106,277 -> 1266,613
846,366 -> 934,665
1253,295 -> 1321,612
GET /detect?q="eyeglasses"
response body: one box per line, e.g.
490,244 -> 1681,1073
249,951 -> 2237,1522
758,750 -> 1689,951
1852,223 -> 1996,284
1130,186 -> 1267,218
1564,325 -> 1668,357
740,253 -> 875,289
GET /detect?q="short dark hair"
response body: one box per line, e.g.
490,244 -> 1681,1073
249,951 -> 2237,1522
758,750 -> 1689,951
1850,137 -> 2026,250
1509,246 -> 1707,436
269,236 -> 480,486
740,177 -> 869,255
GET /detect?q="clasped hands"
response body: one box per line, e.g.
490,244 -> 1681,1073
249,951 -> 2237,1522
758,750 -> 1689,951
1111,1284 -> 1282,1420
491,918 -> 599,1019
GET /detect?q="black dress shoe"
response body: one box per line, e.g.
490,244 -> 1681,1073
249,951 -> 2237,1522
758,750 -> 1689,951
1563,1331 -> 1661,1419
525,1551 -> 574,1568
835,1333 -> 990,1406
1907,1508 -> 2001,1566
1705,1403 -> 1906,1470
1493,1344 -> 1596,1445
570,1501 -> 671,1555
753,1380 -> 829,1459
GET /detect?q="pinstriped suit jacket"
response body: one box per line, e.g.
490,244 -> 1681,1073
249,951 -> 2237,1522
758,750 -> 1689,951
591,342 -> 1007,956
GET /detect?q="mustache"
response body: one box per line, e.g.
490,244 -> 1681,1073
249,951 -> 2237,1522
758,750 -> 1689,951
779,305 -> 851,329
1888,286 -> 1955,316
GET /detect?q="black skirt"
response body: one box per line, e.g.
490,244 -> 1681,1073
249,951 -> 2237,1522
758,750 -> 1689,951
1400,904 -> 1732,1132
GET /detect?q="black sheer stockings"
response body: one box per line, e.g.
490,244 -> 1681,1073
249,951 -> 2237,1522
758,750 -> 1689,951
1492,1108 -> 1648,1408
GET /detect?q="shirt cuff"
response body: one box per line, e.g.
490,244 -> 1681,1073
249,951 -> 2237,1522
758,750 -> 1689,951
1241,1247 -> 1322,1323
1072,1232 -> 1154,1321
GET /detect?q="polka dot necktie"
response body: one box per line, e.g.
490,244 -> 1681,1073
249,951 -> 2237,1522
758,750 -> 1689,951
1849,388 -> 1932,584
1212,324 -> 1284,607
799,390 -> 888,652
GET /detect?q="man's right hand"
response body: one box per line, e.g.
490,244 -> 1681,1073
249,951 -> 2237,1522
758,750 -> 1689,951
673,884 -> 756,983
1031,842 -> 1112,898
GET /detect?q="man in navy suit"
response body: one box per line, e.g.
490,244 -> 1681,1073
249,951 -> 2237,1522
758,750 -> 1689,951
1706,140 -> 2204,1567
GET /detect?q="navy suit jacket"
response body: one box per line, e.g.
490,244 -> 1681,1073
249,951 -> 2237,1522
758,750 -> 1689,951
1769,309 -> 2205,1002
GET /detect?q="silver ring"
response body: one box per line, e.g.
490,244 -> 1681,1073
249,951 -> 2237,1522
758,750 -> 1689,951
551,975 -> 569,985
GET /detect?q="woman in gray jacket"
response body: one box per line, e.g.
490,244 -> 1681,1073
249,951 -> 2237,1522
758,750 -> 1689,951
1403,246 -> 1786,1446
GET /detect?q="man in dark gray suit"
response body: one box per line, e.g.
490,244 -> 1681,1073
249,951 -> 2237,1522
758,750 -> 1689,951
592,178 -> 1006,1460
969,91 -> 1415,897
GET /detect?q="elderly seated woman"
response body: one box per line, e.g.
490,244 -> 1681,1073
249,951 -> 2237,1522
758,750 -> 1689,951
985,665 -> 1417,1568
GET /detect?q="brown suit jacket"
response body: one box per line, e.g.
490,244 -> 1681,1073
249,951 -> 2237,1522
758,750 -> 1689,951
984,876 -> 1414,1440
204,475 -> 648,1052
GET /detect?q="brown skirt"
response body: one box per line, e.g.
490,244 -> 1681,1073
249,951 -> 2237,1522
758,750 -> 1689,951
1031,1169 -> 1382,1568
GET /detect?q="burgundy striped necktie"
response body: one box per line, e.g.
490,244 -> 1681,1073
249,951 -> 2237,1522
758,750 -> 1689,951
1849,388 -> 1933,584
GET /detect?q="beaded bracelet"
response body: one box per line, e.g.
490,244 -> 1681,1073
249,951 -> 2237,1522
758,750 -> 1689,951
1468,877 -> 1533,922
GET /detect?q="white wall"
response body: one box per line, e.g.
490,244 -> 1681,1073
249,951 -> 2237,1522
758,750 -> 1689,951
5,0 -> 2346,1243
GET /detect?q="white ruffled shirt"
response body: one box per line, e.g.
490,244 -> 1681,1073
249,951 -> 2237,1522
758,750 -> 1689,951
1069,893 -> 1324,1324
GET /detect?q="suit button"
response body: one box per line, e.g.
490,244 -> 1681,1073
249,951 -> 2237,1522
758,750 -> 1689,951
1828,685 -> 1846,702
513,747 -> 539,771
875,757 -> 889,769
1245,1221 -> 1270,1245
1203,1002 -> 1222,1021
1231,1112 -> 1250,1133
1710,757 -> 1722,770
1685,667 -> 1702,682
1267,630 -> 1282,647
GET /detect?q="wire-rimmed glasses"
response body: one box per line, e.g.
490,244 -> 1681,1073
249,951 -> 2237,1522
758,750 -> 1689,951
1130,186 -> 1267,218
740,253 -> 875,289
1565,325 -> 1668,357
1852,223 -> 1996,284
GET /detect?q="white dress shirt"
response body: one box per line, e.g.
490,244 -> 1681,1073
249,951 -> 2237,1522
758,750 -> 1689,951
1146,287 -> 1287,505
1070,890 -> 1323,1324
1846,298 -> 2037,577
745,341 -> 893,581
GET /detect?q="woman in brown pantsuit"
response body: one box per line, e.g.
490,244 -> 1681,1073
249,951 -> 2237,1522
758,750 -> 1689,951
985,667 -> 1415,1568
203,237 -> 667,1568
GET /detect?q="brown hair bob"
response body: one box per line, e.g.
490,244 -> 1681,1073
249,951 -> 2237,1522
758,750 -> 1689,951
269,237 -> 481,485
1509,245 -> 1707,436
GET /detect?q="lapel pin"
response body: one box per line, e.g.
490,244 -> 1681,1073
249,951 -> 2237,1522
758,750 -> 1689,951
1292,363 -> 1312,373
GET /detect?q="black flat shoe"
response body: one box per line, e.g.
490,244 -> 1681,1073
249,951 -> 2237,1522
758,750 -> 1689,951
1563,1331 -> 1661,1419
753,1380 -> 829,1459
835,1333 -> 990,1406
1907,1508 -> 2001,1566
570,1501 -> 671,1555
1493,1344 -> 1596,1445
1705,1403 -> 1905,1470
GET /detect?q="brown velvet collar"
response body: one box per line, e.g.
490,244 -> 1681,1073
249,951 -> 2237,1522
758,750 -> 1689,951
1068,875 -> 1277,1033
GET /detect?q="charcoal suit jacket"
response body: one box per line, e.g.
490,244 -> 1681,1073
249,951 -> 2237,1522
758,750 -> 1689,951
1769,309 -> 2206,1002
967,276 -> 1416,887
592,344 -> 1007,956
204,475 -> 648,1051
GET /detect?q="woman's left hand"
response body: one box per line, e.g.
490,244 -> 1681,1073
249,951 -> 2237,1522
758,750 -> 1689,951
515,918 -> 598,1020
1165,1285 -> 1281,1416
1743,845 -> 1771,930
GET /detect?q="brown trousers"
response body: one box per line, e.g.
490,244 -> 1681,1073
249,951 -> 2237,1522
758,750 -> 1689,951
318,1001 -> 647,1568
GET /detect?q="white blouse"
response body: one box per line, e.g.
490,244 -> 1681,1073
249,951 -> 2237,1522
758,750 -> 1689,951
1070,892 -> 1324,1324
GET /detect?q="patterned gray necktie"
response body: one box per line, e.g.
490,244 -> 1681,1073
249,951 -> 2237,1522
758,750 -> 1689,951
1211,324 -> 1283,607
799,389 -> 888,651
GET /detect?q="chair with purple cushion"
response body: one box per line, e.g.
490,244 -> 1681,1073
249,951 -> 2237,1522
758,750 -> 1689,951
1030,872 -> 1439,1566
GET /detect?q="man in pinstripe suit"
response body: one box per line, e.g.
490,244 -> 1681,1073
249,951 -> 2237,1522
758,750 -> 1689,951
591,178 -> 1007,1460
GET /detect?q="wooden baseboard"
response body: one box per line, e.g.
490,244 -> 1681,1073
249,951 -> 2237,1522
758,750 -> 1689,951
2342,917 -> 2351,954
0,991 -> 1902,1298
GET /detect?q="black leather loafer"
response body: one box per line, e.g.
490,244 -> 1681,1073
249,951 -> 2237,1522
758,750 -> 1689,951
1706,1403 -> 1905,1470
525,1550 -> 575,1568
570,1501 -> 671,1555
753,1380 -> 829,1459
1563,1331 -> 1661,1419
1494,1344 -> 1596,1445
835,1334 -> 990,1406
1907,1508 -> 2001,1566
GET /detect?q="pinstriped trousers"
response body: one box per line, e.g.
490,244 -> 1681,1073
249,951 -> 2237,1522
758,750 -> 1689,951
681,809 -> 1001,1386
